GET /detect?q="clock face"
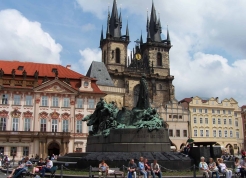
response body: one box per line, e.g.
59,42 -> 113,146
135,53 -> 142,60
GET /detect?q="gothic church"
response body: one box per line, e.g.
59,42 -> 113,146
87,0 -> 175,109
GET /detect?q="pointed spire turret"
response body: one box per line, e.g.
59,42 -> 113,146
146,10 -> 149,32
100,25 -> 104,41
148,0 -> 162,42
166,25 -> 171,45
126,21 -> 129,41
140,31 -> 143,45
108,0 -> 121,38
119,11 -> 122,28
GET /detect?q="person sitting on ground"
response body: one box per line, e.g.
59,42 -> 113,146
99,160 -> 109,176
40,158 -> 53,178
31,158 -> 45,175
208,158 -> 219,178
127,159 -> 137,178
217,158 -> 232,178
8,157 -> 32,178
138,157 -> 147,178
199,156 -> 212,178
144,158 -> 151,177
235,157 -> 244,178
151,160 -> 162,178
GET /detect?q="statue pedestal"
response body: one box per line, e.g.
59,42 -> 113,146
86,128 -> 170,152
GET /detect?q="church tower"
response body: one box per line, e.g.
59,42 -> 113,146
98,0 -> 174,109
100,0 -> 130,73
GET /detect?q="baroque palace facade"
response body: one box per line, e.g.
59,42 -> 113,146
180,96 -> 244,154
0,60 -> 105,159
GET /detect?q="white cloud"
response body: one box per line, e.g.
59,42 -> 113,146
78,48 -> 101,73
81,23 -> 95,32
0,9 -> 62,64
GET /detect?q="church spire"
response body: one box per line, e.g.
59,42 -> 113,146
166,25 -> 171,45
126,20 -> 129,41
109,0 -> 121,38
148,0 -> 162,42
100,25 -> 104,41
140,31 -> 143,45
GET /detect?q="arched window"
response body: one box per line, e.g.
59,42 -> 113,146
103,50 -> 106,64
157,53 -> 162,66
133,84 -> 140,107
116,48 -> 120,63
159,84 -> 162,90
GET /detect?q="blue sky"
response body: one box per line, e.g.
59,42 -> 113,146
0,0 -> 246,106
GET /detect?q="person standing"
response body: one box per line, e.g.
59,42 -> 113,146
151,160 -> 162,178
138,157 -> 147,178
127,159 -> 137,178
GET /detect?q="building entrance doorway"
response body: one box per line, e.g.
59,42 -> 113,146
48,142 -> 60,159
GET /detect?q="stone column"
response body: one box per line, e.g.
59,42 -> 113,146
39,142 -> 42,158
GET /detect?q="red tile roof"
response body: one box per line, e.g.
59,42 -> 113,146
179,98 -> 192,103
0,60 -> 83,79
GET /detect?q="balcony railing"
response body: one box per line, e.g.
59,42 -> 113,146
0,131 -> 71,138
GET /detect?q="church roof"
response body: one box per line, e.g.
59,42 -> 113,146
86,61 -> 114,87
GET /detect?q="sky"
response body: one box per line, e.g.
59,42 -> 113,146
0,0 -> 246,106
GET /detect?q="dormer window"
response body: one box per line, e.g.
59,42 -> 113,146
17,66 -> 24,71
84,81 -> 89,87
52,68 -> 57,73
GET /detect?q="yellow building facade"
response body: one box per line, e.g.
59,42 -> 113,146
180,96 -> 243,155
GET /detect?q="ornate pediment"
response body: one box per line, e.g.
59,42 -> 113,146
39,111 -> 49,119
61,112 -> 70,120
44,85 -> 66,93
50,111 -> 60,119
0,110 -> 8,117
11,109 -> 21,118
75,113 -> 84,120
23,111 -> 33,119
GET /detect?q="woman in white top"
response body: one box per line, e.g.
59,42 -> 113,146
217,158 -> 232,178
234,157 -> 245,177
199,157 -> 212,178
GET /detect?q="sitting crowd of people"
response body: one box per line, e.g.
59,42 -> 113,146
7,156 -> 54,178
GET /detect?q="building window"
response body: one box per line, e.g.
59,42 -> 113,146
157,53 -> 162,66
219,130 -> 222,137
213,130 -> 216,137
23,147 -> 29,156
236,132 -> 239,138
52,97 -> 59,107
173,115 -> 178,119
235,120 -> 238,127
12,118 -> 18,131
204,109 -> 207,113
77,99 -> 83,108
169,129 -> 173,137
169,115 -> 172,118
51,119 -> 58,132
41,96 -> 48,106
183,130 -> 187,137
24,118 -> 31,131
40,119 -> 46,132
212,109 -> 215,113
217,110 -> 220,114
223,110 -> 226,114
228,110 -> 231,114
115,48 -> 120,63
13,95 -> 21,105
62,120 -> 69,132
206,130 -> 209,137
234,113 -> 237,117
179,115 -> 182,119
0,147 -> 4,154
88,99 -> 94,109
199,109 -> 202,113
25,95 -> 32,106
223,119 -> 226,125
63,98 -> 70,107
224,130 -> 227,137
1,94 -> 8,104
10,147 -> 17,156
0,118 -> 6,131
212,118 -> 216,124
218,118 -> 221,124
200,118 -> 203,124
159,84 -> 162,90
205,118 -> 208,124
76,120 -> 82,133
193,108 -> 196,112
194,117 -> 197,124
176,130 -> 180,137
200,130 -> 204,137
194,130 -> 197,137
230,130 -> 233,137
229,119 -> 232,125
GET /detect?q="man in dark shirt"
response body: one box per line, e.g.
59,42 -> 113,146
128,159 -> 137,178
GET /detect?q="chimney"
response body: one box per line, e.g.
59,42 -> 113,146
66,65 -> 71,70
